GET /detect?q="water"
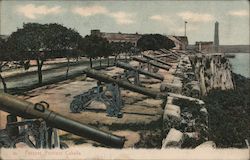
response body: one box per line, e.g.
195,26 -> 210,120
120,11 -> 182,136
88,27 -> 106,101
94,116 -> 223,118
226,53 -> 250,78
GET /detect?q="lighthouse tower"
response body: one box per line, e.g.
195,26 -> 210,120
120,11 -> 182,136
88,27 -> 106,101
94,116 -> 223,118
214,21 -> 219,52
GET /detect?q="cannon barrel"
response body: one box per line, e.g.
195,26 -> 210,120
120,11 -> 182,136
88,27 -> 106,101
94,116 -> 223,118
132,57 -> 170,71
159,49 -> 181,58
142,54 -> 172,67
154,54 -> 179,62
154,53 -> 172,58
83,68 -> 167,99
0,93 -> 125,148
154,53 -> 178,60
116,61 -> 164,81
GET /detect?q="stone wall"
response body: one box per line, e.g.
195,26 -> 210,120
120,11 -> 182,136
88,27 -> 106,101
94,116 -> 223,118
189,53 -> 234,96
161,54 -> 209,148
161,52 -> 235,148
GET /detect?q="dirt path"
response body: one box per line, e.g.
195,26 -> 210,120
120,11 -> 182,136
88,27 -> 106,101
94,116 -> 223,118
0,58 -> 116,92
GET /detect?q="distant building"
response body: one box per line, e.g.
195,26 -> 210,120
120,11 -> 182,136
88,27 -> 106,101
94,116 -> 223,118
168,36 -> 188,50
90,29 -> 189,50
90,29 -> 142,46
195,41 -> 214,53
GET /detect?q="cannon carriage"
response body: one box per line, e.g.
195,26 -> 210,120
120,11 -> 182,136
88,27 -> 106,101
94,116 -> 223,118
70,68 -> 168,118
70,81 -> 124,118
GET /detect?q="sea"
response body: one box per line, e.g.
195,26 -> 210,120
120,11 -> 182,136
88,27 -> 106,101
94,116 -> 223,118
226,53 -> 250,78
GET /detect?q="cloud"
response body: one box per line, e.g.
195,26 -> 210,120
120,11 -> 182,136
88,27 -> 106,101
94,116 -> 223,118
72,5 -> 135,25
166,24 -> 199,35
178,11 -> 214,22
72,6 -> 108,17
173,25 -> 198,34
149,15 -> 164,21
109,12 -> 134,25
17,4 -> 63,19
228,10 -> 249,17
149,14 -> 174,25
149,14 -> 199,35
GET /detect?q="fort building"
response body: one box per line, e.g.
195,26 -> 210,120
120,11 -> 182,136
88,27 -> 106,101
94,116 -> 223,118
90,29 -> 188,50
167,35 -> 188,50
195,41 -> 214,53
91,29 -> 142,46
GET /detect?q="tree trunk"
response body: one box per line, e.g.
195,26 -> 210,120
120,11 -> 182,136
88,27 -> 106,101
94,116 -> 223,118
66,57 -> 70,79
90,58 -> 93,68
107,57 -> 110,67
99,57 -> 102,67
0,73 -> 7,93
36,59 -> 43,85
114,55 -> 118,65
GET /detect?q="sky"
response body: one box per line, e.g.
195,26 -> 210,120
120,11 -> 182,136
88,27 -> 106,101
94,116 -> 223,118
0,0 -> 249,45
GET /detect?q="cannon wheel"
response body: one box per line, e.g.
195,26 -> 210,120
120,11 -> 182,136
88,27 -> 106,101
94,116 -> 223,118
70,99 -> 84,113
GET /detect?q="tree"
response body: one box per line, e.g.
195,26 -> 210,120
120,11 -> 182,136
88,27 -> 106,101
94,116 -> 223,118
79,35 -> 110,68
44,24 -> 82,79
7,23 -> 82,84
0,36 -> 27,93
103,44 -> 112,67
110,42 -> 136,63
123,42 -> 134,62
137,34 -> 175,51
110,42 -> 123,63
0,37 -> 9,92
8,23 -> 48,85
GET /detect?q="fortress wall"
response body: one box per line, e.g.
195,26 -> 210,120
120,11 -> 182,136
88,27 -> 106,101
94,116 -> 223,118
189,53 -> 234,96
161,54 -> 208,148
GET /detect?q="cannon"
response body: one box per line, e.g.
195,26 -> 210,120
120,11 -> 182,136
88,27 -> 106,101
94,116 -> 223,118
155,51 -> 179,60
160,49 -> 180,56
83,68 -> 167,99
132,57 -> 171,71
0,93 -> 125,148
158,50 -> 180,62
154,54 -> 179,63
115,61 -> 164,85
70,69 -> 168,117
142,53 -> 172,67
154,53 -> 174,58
151,51 -> 179,63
